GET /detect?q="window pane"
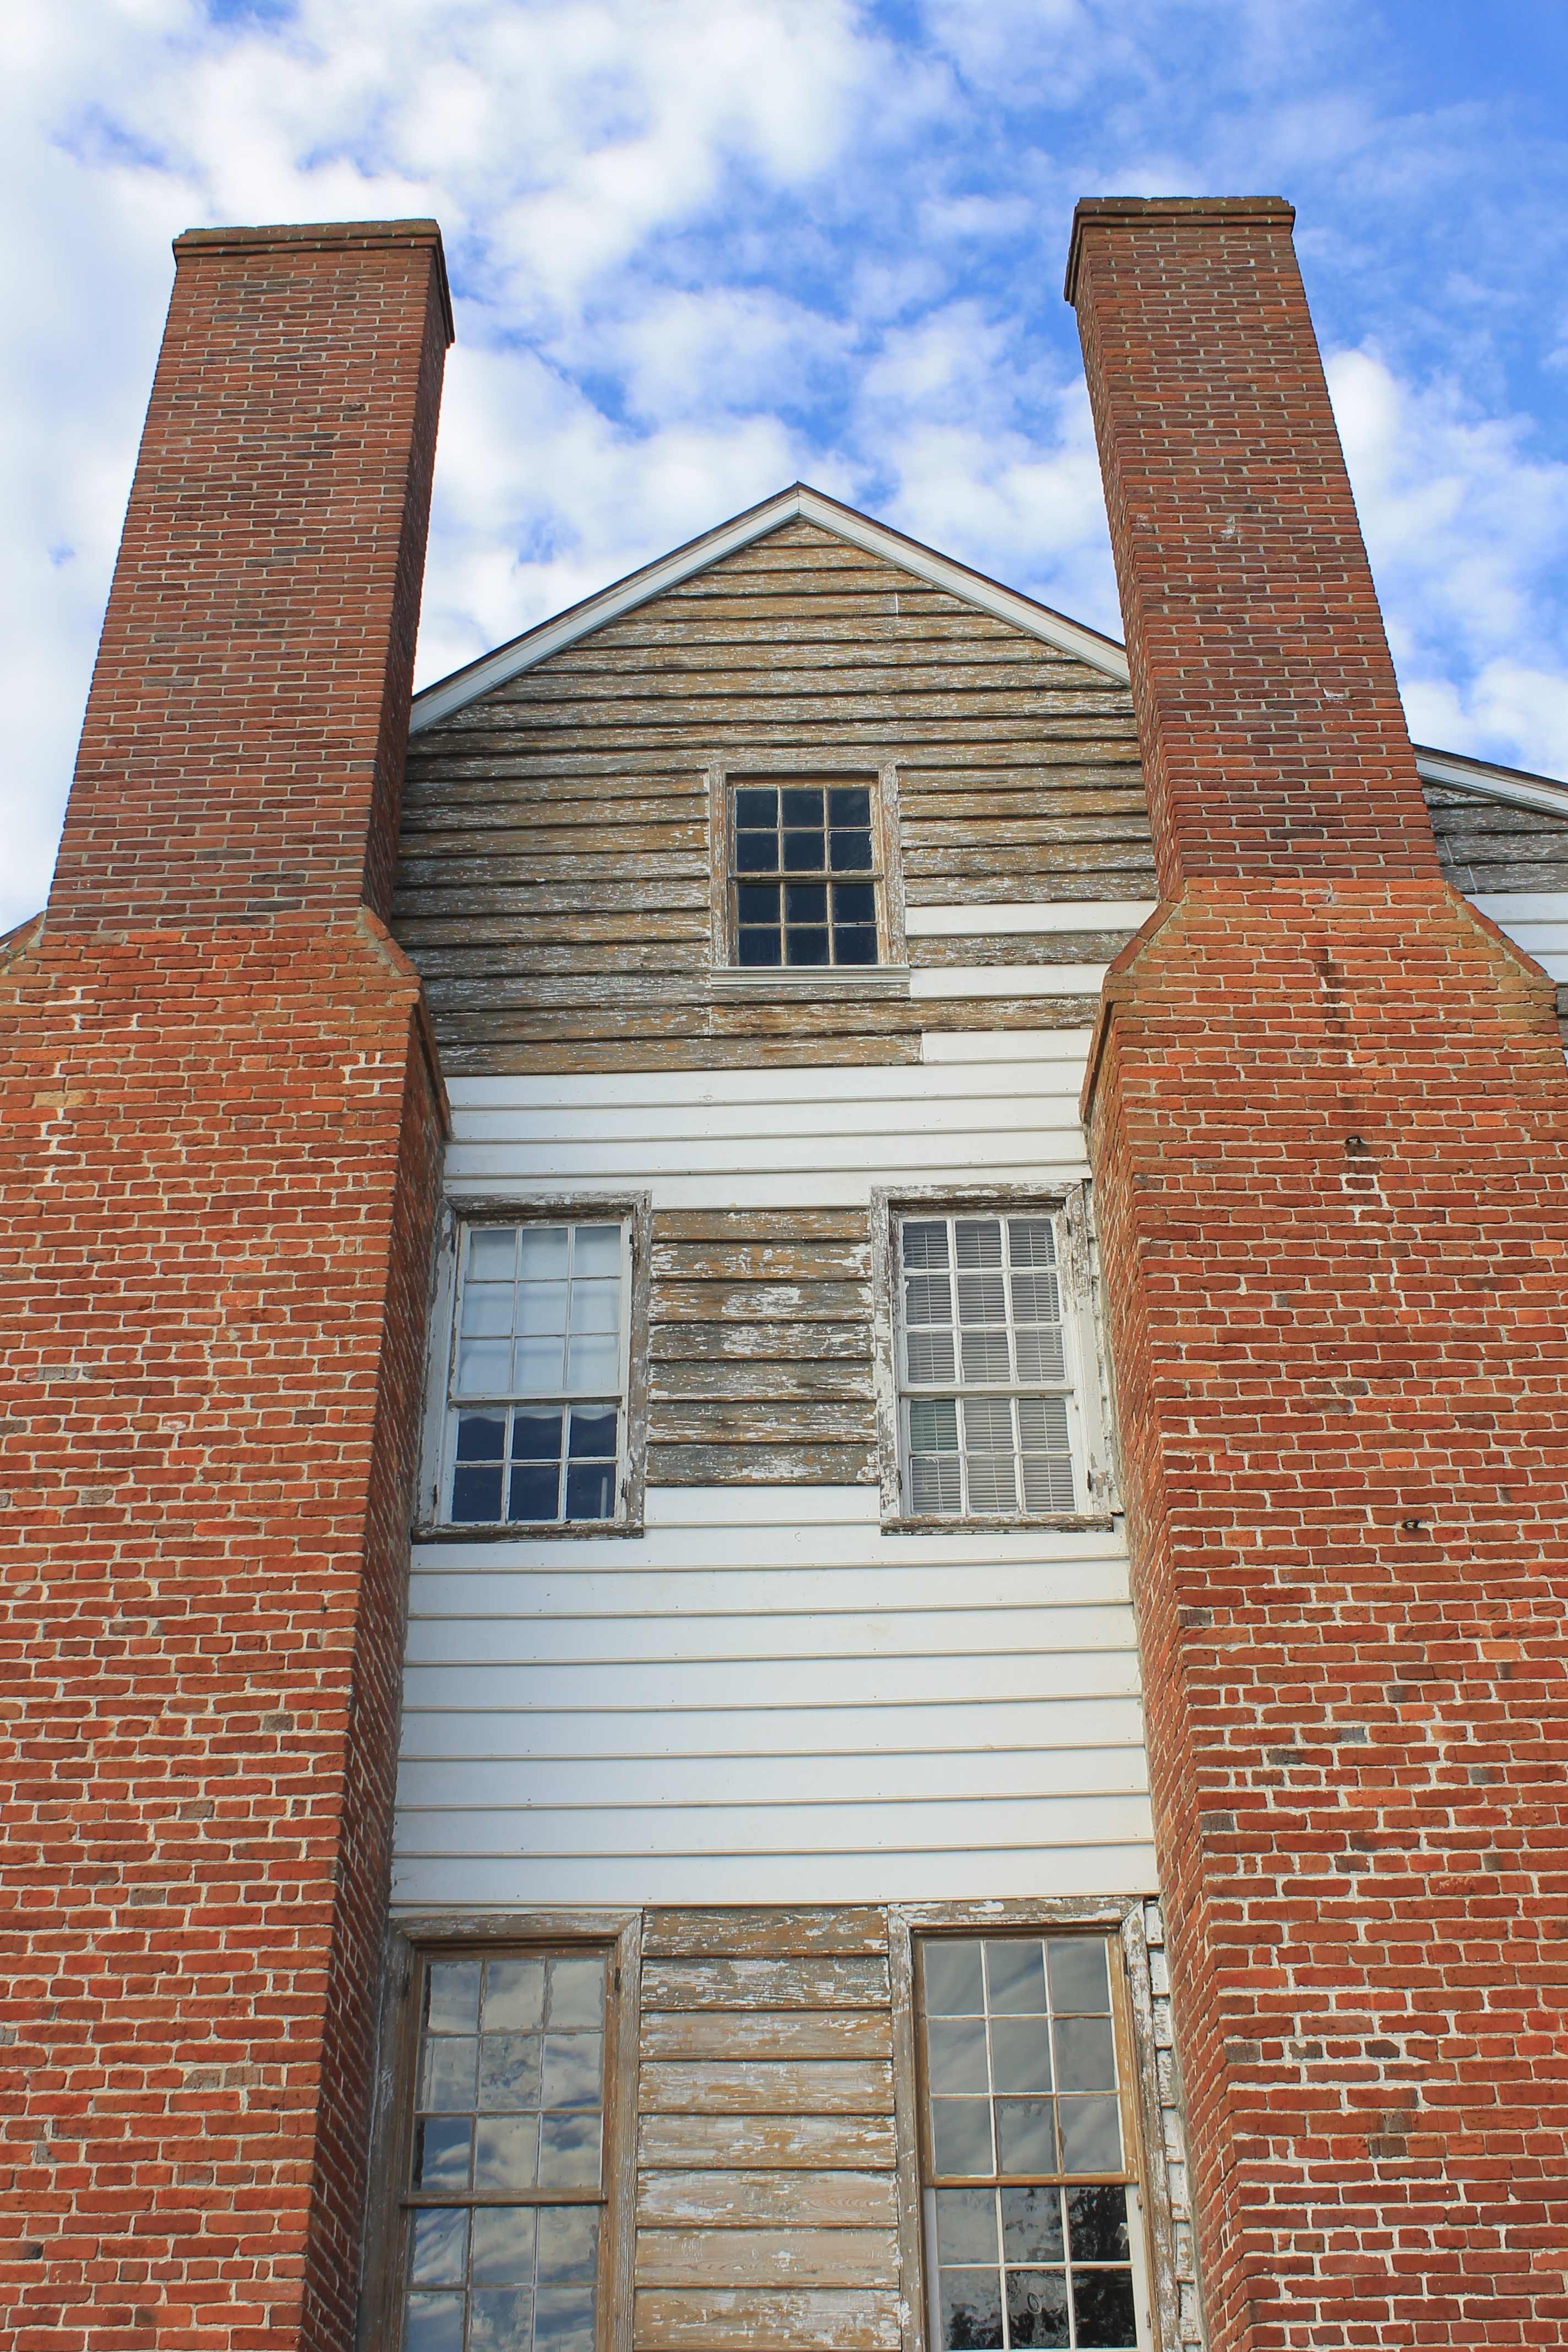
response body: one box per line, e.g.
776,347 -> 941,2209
1058,2095 -> 1121,2174
411,2207 -> 469,2286
906,1330 -> 956,1385
422,2034 -> 479,2110
786,926 -> 830,965
925,1940 -> 985,2013
910,1398 -> 959,1452
996,2098 -> 1057,2173
470,2289 -> 533,2352
955,1219 -> 1003,1268
518,1227 -> 569,1280
832,881 -> 876,924
457,1340 -> 512,1397
991,2016 -> 1053,2094
565,1463 -> 616,1519
933,2097 -> 994,2175
1002,2186 -> 1064,2263
569,1280 -> 620,1335
427,1962 -> 482,2034
783,831 -> 825,873
738,882 -> 780,923
1070,2266 -> 1137,2346
565,1333 -> 618,1390
737,830 -> 779,872
781,787 -> 824,827
1054,2018 -> 1117,2094
538,2205 -> 599,2281
474,2112 -> 539,2191
1065,2185 -> 1128,2263
738,927 -> 782,966
542,2031 -> 602,2108
957,1272 -> 1007,1326
406,2294 -> 465,2352
469,1228 -> 519,1279
829,827 -> 874,873
518,1281 -> 568,1334
903,1221 -> 950,1270
462,1283 -> 515,1337
1015,1329 -> 1066,1384
986,1940 -> 1047,2015
573,1225 -> 620,1276
535,2286 -> 596,2352
413,2115 -> 472,2190
935,2188 -> 998,2265
734,786 -> 777,829
538,2109 -> 602,2187
516,1334 -> 568,1392
827,787 -> 872,828
785,881 -> 828,924
911,1456 -> 962,1513
1005,2268 -> 1070,2348
478,2034 -> 541,2110
906,1273 -> 953,1326
509,1462 -> 562,1522
833,924 -> 879,964
1047,1940 -> 1110,2013
927,2016 -> 989,2093
472,2205 -> 536,2283
548,1956 -> 607,2028
484,1957 -> 546,2032
513,1409 -> 563,1461
940,2270 -> 1002,2351
569,1405 -> 617,1458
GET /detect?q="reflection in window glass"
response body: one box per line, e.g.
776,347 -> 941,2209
921,1937 -> 1141,2349
403,1951 -> 608,2352
447,1224 -> 625,1525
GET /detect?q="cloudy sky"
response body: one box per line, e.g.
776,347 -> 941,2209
6,0 -> 1568,929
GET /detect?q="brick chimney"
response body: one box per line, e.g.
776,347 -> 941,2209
1068,199 -> 1568,2348
1,224 -> 452,2349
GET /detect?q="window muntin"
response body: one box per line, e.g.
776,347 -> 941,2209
899,1214 -> 1076,1518
919,1935 -> 1141,2351
732,780 -> 880,967
401,1948 -> 611,2352
445,1222 -> 628,1526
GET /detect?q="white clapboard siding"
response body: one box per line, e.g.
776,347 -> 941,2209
444,1032 -> 1094,1208
393,1485 -> 1153,1911
1469,890 -> 1568,979
909,966 -> 1108,999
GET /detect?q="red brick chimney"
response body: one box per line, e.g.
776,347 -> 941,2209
1068,199 -> 1568,2348
1,224 -> 452,2349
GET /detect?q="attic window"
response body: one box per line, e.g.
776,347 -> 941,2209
731,779 -> 881,967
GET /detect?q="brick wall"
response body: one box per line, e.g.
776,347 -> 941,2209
1070,199 -> 1568,2349
0,224 -> 452,2350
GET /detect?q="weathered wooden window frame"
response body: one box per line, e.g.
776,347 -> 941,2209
889,1899 -> 1186,2352
415,1193 -> 654,1540
706,754 -> 910,993
358,1909 -> 642,2352
869,1183 -> 1119,1533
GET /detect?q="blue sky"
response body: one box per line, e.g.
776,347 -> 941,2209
6,0 -> 1567,930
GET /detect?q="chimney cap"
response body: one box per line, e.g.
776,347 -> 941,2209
172,217 -> 455,345
1064,195 -> 1295,303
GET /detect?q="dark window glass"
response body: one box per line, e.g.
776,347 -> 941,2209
731,781 -> 879,967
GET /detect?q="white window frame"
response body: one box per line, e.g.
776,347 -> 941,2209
870,1185 -> 1118,1532
416,1195 -> 652,1539
705,753 -> 910,984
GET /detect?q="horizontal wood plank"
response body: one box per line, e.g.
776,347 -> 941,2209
637,2113 -> 897,2173
642,1954 -> 891,2012
634,2169 -> 899,2229
633,2285 -> 902,2351
641,2011 -> 893,2062
643,1908 -> 888,1957
638,2059 -> 894,2115
634,2227 -> 900,2289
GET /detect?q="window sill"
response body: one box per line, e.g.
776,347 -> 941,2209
709,963 -> 911,999
412,1517 -> 645,1543
880,1511 -> 1117,1538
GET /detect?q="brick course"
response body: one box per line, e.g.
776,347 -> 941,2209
0,225 -> 451,2350
1070,199 -> 1568,2348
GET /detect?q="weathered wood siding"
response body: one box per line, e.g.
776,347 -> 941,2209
1427,783 -> 1568,896
393,517 -> 1151,1074
392,1482 -> 1153,1910
440,1033 -> 1093,1482
634,1910 -> 902,2352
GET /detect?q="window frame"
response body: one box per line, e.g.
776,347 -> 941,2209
870,1185 -> 1119,1534
416,1194 -> 654,1540
888,1901 -> 1169,2352
707,756 -> 908,978
358,1912 -> 642,2352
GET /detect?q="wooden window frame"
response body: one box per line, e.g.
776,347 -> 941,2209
358,1910 -> 643,2352
415,1193 -> 654,1541
707,755 -> 909,989
870,1184 -> 1119,1534
889,1900 -> 1179,2352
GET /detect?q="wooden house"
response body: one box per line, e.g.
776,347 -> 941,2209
8,201 -> 1568,2352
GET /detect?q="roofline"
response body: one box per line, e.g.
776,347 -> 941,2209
405,489 -> 1568,831
407,482 -> 1133,732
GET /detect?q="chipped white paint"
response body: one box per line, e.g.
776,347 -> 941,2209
905,901 -> 1157,938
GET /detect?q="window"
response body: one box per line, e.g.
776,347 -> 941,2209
397,1943 -> 615,2352
731,777 -> 880,967
897,1211 -> 1079,1518
917,1933 -> 1146,2351
443,1219 -> 630,1527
